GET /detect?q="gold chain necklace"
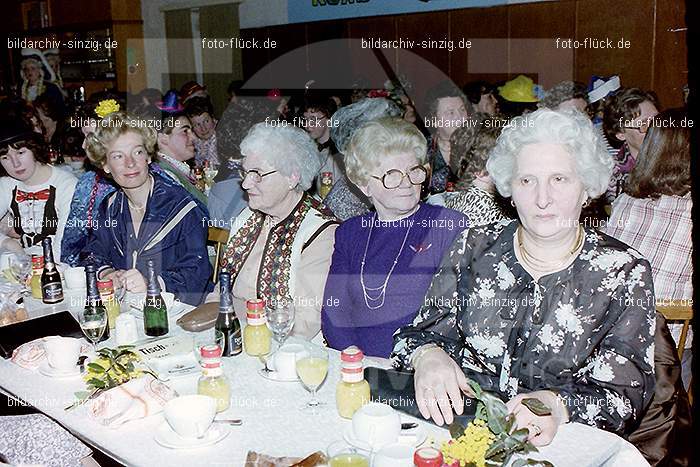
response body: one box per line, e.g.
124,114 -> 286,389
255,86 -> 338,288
517,225 -> 584,272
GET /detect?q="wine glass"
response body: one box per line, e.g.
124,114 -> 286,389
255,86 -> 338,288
78,310 -> 107,352
7,254 -> 31,288
259,303 -> 295,374
296,345 -> 329,411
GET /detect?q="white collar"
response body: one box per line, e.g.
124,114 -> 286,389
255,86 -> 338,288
158,152 -> 190,177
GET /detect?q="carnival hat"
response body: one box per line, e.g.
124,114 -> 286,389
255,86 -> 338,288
587,75 -> 621,103
0,120 -> 36,148
498,75 -> 540,103
180,81 -> 207,104
156,90 -> 184,112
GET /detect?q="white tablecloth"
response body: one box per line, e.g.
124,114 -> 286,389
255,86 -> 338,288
0,298 -> 649,467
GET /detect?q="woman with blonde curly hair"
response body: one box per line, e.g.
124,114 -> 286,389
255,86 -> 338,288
79,112 -> 212,305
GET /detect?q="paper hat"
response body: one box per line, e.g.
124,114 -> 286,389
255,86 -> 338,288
587,75 -> 621,103
498,75 -> 539,103
20,48 -> 56,82
179,81 -> 207,103
156,90 -> 184,112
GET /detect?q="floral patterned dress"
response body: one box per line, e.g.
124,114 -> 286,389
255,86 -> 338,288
391,220 -> 656,435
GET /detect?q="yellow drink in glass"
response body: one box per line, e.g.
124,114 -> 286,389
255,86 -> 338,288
329,454 -> 369,467
296,357 -> 328,387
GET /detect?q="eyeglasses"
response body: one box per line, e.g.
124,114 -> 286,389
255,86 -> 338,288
623,117 -> 654,134
371,165 -> 428,189
236,168 -> 277,183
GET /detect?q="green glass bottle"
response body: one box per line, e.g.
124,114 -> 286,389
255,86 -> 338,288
143,259 -> 169,337
216,272 -> 242,357
84,264 -> 109,341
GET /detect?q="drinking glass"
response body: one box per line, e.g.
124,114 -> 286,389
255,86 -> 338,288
327,440 -> 370,467
78,310 -> 107,351
7,254 -> 31,288
259,303 -> 295,374
192,329 -> 225,365
296,345 -> 329,411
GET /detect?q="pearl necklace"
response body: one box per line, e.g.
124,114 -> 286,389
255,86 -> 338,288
517,225 -> 584,273
360,213 -> 413,310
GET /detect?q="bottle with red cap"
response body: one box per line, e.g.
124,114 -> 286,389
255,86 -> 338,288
97,278 -> 120,330
336,346 -> 370,419
197,344 -> 230,412
243,298 -> 271,356
413,446 -> 444,467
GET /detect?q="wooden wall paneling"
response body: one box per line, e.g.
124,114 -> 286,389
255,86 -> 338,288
450,6 -> 509,87
653,0 -> 687,107
346,16 -> 397,90
111,23 -> 145,93
240,28 -> 269,81
244,23 -> 309,90
306,20 -> 354,89
575,0 -> 655,92
508,0 -> 576,89
110,0 -> 142,22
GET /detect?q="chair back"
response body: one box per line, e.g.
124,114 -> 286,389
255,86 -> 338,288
207,226 -> 230,283
656,300 -> 692,360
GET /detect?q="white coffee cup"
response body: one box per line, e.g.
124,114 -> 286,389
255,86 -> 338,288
63,266 -> 85,289
44,336 -> 81,371
164,395 -> 217,439
372,443 -> 415,467
269,343 -> 309,379
352,402 -> 401,448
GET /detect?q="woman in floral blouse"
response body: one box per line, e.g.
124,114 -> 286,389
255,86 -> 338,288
392,109 -> 656,447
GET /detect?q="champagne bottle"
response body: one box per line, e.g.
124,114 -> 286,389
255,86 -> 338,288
216,272 -> 242,357
85,264 -> 109,341
41,238 -> 63,304
143,259 -> 169,337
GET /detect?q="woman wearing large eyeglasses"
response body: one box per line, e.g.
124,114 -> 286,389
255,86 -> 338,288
321,118 -> 468,358
216,122 -> 339,339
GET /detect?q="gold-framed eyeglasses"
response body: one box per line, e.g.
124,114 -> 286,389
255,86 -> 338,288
371,165 -> 428,189
236,168 -> 277,183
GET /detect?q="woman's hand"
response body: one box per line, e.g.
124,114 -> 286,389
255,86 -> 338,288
506,390 -> 569,447
122,269 -> 147,293
413,347 -> 474,426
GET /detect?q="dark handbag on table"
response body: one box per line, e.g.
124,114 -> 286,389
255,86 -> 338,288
0,310 -> 83,359
364,366 -> 477,427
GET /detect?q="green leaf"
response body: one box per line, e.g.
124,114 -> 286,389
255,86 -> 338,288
522,398 -> 552,416
448,419 -> 467,439
97,349 -> 112,358
481,392 -> 509,434
467,378 -> 482,398
87,362 -> 106,373
505,414 -> 516,432
511,428 -> 530,443
114,362 -> 128,374
74,390 -> 91,401
87,377 -> 106,389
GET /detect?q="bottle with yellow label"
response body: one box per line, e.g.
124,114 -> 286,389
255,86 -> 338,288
97,279 -> 121,330
30,255 -> 44,299
243,298 -> 271,356
336,346 -> 370,419
197,344 -> 230,412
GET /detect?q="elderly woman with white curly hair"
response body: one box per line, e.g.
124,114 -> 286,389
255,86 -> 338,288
216,122 -> 339,338
391,108 -> 656,446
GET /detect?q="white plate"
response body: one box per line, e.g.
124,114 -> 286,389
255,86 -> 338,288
154,422 -> 230,449
342,424 -> 427,452
38,361 -> 82,378
258,368 -> 299,382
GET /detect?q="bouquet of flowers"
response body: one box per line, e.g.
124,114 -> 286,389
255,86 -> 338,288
441,379 -> 553,467
66,346 -> 155,410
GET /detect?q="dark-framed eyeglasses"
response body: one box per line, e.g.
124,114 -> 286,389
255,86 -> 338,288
236,168 -> 277,183
371,165 -> 428,189
623,117 -> 654,134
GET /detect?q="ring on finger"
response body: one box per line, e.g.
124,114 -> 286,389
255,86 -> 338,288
528,423 -> 542,436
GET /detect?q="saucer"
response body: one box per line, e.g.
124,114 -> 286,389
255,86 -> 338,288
38,361 -> 82,378
154,422 -> 229,449
258,368 -> 298,382
342,424 -> 427,452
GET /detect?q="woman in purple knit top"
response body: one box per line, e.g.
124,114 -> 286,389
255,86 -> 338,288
321,118 -> 467,357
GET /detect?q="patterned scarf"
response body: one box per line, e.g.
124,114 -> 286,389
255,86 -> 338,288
220,194 -> 331,306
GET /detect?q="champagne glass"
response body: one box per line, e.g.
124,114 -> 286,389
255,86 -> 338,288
296,345 -> 329,411
260,303 -> 295,374
78,309 -> 107,352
